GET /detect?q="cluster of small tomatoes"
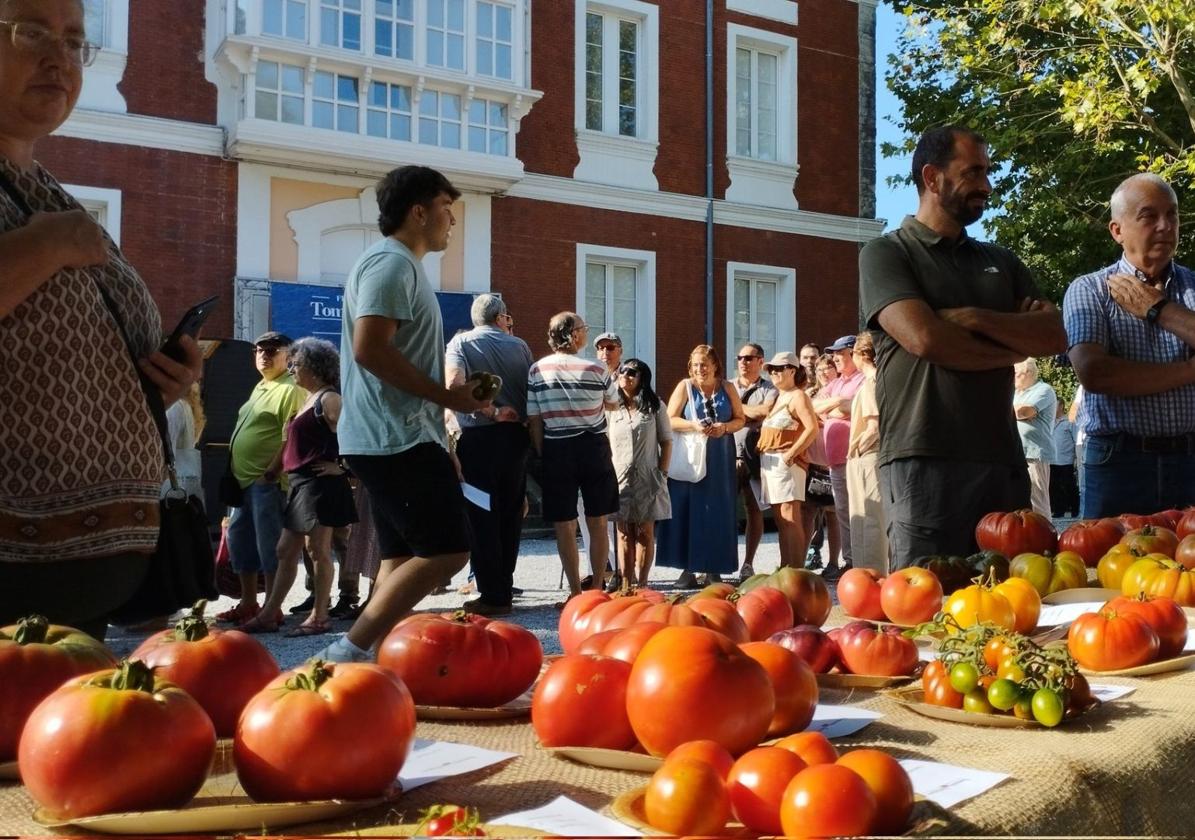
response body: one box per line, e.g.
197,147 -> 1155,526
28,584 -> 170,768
920,621 -> 1091,728
642,734 -> 912,838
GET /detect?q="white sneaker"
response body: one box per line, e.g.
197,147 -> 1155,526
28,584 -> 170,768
312,636 -> 373,664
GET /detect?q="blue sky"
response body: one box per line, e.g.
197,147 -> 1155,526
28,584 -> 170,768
873,3 -> 916,232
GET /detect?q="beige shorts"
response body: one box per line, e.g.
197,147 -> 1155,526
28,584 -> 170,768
760,451 -> 807,505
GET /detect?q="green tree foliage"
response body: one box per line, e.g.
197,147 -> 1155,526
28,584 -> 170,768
884,0 -> 1195,302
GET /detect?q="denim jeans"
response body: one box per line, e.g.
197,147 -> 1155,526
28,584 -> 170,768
226,481 -> 286,574
1080,435 -> 1195,519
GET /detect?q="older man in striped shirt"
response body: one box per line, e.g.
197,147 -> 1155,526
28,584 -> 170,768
1064,173 -> 1195,517
528,311 -> 620,603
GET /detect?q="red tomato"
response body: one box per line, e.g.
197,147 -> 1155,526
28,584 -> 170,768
768,624 -> 841,673
664,740 -> 735,779
772,731 -> 838,766
879,567 -> 944,625
557,590 -> 620,653
975,509 -> 1058,557
921,659 -> 964,708
19,660 -> 215,818
1059,519 -> 1126,568
627,626 -> 774,757
726,747 -> 807,834
836,749 -> 914,835
1175,535 -> 1195,571
418,805 -> 486,836
1120,512 -> 1173,531
235,661 -> 415,802
1103,594 -> 1187,659
378,611 -> 542,707
558,591 -> 677,653
644,757 -> 730,836
132,603 -> 280,737
531,654 -> 636,750
685,597 -> 752,643
733,586 -> 795,641
739,642 -> 818,736
836,621 -> 919,677
575,622 -> 668,663
1067,610 -> 1160,671
837,568 -> 886,621
1120,526 -> 1179,559
765,567 -> 832,626
0,615 -> 115,761
779,763 -> 877,839
1177,509 -> 1195,540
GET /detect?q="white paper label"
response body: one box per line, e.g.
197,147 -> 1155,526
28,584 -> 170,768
898,759 -> 1010,809
1088,683 -> 1136,702
1036,602 -> 1103,627
1184,629 -> 1195,652
806,704 -> 883,738
397,738 -> 517,791
492,795 -> 640,837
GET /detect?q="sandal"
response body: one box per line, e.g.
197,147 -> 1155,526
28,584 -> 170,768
239,615 -> 279,634
285,621 -> 331,638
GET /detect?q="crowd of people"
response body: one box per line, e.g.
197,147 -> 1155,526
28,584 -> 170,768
1,0 -> 1193,652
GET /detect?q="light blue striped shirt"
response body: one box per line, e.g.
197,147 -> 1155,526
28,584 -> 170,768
1062,256 -> 1195,437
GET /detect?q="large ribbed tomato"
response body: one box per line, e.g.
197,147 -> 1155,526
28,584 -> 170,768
739,642 -> 818,736
1067,610 -> 1159,671
531,654 -> 637,750
1175,535 -> 1195,570
1097,545 -> 1145,589
1122,556 -> 1195,606
1103,594 -> 1187,658
575,622 -> 668,663
1120,526 -> 1179,559
235,661 -> 414,802
992,576 -> 1042,634
627,626 -> 774,756
975,509 -> 1058,557
1009,551 -> 1087,596
132,602 -> 280,737
944,577 -> 1016,632
1177,509 -> 1195,540
558,590 -> 666,653
835,621 -> 918,677
377,611 -> 542,707
732,586 -> 794,640
1058,518 -> 1125,568
19,660 -> 215,819
685,597 -> 751,643
763,567 -> 832,626
0,615 -> 115,761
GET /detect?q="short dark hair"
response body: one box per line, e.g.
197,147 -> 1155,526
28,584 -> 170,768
739,342 -> 765,358
376,166 -> 461,236
911,125 -> 986,194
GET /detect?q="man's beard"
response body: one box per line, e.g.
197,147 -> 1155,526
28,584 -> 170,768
941,181 -> 986,227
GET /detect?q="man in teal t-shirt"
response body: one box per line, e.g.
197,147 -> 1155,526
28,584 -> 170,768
316,166 -> 489,664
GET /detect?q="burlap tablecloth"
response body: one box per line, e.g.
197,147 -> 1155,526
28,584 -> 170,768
1,619 -> 1189,835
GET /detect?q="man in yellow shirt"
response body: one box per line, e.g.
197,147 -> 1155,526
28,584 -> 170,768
218,332 -> 304,625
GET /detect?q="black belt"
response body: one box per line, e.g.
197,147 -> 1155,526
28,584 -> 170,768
1113,433 -> 1195,455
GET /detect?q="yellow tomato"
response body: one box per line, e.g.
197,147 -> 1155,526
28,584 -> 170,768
992,577 -> 1041,634
1096,545 -> 1140,590
944,583 -> 1016,632
1122,556 -> 1195,606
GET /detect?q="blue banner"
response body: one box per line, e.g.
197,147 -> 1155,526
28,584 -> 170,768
269,282 -> 479,346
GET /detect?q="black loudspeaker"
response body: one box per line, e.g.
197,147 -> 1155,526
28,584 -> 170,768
196,339 -> 258,535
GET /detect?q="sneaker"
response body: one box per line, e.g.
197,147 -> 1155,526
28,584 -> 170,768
312,636 -> 373,664
216,601 -> 258,624
804,550 -> 823,571
674,570 -> 699,589
462,597 -> 513,617
737,563 -> 755,582
288,594 -> 315,615
328,598 -> 360,620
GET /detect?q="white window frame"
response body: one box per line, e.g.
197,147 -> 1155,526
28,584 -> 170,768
366,79 -> 413,140
467,98 -> 508,155
260,0 -> 309,41
66,185 -> 122,247
418,89 -> 463,148
726,0 -> 798,26
571,0 -> 659,190
318,0 -> 363,51
725,23 -> 798,209
575,243 -> 656,372
725,261 -> 795,364
312,70 -> 361,133
425,0 -> 466,71
78,0 -> 129,113
474,0 -> 514,80
254,60 -> 306,124
373,0 -> 416,60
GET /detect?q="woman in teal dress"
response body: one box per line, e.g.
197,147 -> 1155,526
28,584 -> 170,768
655,345 -> 746,586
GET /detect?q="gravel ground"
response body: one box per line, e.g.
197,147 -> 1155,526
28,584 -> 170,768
104,532 -> 813,668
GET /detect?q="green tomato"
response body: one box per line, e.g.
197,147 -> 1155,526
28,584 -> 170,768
962,689 -> 993,715
1031,688 -> 1065,728
949,661 -> 980,695
986,678 -> 1020,712
1012,692 -> 1035,721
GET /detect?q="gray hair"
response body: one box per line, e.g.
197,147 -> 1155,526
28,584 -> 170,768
1014,357 -> 1039,380
548,311 -> 583,353
471,293 -> 506,327
287,337 -> 340,388
1110,173 -> 1176,221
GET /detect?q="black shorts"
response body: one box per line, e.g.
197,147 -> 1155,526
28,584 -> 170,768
344,443 -> 471,559
283,472 -> 359,533
541,432 -> 619,523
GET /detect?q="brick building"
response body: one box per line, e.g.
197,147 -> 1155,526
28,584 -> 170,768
44,0 -> 881,385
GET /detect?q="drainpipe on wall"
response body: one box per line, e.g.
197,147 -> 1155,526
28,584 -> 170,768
704,0 -> 715,345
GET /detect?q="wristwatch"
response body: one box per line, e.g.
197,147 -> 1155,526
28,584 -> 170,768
1145,299 -> 1169,325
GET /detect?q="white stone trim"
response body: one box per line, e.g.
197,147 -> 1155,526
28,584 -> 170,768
53,109 -> 226,156
572,0 -> 659,189
725,22 -> 798,209
726,0 -> 799,26
288,189 -> 380,283
575,242 -> 656,371
77,0 -> 129,113
65,184 -> 122,246
504,174 -> 884,243
725,261 -> 796,363
462,194 -> 493,292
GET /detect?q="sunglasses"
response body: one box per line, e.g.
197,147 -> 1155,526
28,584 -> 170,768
618,368 -> 641,378
255,346 -> 281,357
767,365 -> 795,374
736,355 -> 762,362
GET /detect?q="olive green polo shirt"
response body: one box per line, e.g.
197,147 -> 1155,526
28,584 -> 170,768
857,215 -> 1039,469
230,373 -> 305,487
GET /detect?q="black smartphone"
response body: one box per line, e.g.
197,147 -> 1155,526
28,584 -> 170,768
161,295 -> 219,362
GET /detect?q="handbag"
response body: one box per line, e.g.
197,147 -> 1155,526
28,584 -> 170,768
668,384 -> 709,483
805,463 -> 835,507
0,171 -> 218,623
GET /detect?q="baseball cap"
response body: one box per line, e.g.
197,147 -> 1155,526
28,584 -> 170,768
765,351 -> 800,369
254,331 -> 293,347
594,332 -> 622,348
825,335 -> 857,352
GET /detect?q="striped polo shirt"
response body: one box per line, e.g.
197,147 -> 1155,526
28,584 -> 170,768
527,353 -> 617,439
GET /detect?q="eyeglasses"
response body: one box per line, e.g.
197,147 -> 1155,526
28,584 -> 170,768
0,20 -> 99,67
736,355 -> 762,362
